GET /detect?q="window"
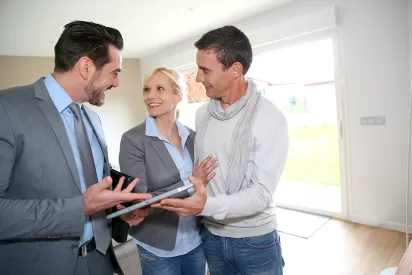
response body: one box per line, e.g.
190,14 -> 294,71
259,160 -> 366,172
178,70 -> 209,129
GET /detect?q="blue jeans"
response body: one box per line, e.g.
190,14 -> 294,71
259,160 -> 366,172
137,244 -> 207,275
200,225 -> 285,275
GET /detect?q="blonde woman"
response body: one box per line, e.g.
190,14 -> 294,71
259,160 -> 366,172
119,67 -> 216,275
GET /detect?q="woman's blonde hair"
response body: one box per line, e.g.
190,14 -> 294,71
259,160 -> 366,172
143,66 -> 182,96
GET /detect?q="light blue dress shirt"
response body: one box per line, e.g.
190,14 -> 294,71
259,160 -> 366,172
134,116 -> 202,257
44,74 -> 104,246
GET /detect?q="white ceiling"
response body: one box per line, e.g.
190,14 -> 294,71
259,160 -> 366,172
0,0 -> 292,58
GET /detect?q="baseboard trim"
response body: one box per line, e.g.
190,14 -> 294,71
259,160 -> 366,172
350,215 -> 410,233
276,205 -> 410,234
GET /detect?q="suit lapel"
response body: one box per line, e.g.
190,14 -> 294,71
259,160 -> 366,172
148,136 -> 178,174
34,79 -> 82,192
186,129 -> 195,163
144,121 -> 178,173
145,120 -> 195,174
82,106 -> 110,177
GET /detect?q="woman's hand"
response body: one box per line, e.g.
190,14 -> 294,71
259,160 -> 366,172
192,154 -> 218,186
116,204 -> 149,226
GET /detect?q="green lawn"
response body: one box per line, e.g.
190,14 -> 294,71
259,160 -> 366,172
282,125 -> 340,186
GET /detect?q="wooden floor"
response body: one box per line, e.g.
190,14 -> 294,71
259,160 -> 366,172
279,219 -> 406,275
116,219 -> 406,275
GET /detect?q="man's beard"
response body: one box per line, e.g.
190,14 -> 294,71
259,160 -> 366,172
85,79 -> 107,107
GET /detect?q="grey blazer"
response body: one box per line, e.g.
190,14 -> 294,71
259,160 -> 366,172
0,78 -> 122,275
119,120 -> 200,251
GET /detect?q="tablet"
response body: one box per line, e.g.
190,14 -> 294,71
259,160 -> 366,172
106,184 -> 194,220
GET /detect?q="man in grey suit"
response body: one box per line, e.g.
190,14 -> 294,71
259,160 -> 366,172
0,21 -> 151,275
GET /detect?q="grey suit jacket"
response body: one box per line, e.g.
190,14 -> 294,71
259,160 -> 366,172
119,120 -> 199,251
0,78 -> 121,275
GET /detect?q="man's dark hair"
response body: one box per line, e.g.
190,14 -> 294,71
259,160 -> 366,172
194,25 -> 252,74
54,20 -> 123,72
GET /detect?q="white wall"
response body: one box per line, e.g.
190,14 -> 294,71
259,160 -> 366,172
140,0 -> 412,232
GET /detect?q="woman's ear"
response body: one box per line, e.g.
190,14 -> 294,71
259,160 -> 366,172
177,93 -> 183,104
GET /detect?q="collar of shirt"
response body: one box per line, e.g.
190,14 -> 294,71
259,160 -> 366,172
44,73 -> 82,113
145,116 -> 189,147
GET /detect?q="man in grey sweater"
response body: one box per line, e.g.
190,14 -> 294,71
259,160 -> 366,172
155,26 -> 289,275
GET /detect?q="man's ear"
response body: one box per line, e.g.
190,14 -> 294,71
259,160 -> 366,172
231,62 -> 244,79
77,57 -> 94,80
